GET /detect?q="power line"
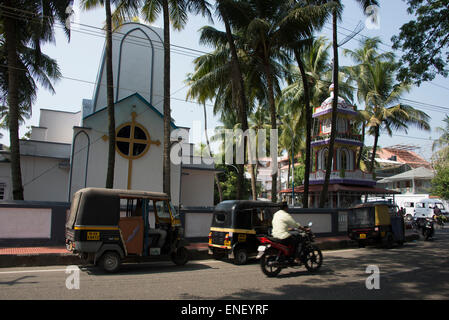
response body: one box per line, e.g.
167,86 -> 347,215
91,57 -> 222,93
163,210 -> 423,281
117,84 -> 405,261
3,2 -> 449,94
1,5 -> 449,115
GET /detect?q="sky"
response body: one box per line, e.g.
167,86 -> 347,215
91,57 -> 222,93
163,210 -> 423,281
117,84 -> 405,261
1,0 -> 448,162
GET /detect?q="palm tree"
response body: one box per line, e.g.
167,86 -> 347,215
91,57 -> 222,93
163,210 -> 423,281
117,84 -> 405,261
0,42 -> 61,130
212,0 -> 252,200
432,115 -> 449,162
81,0 -> 123,188
282,36 -> 356,207
237,0 -> 297,202
318,0 -> 379,208
186,29 -> 264,200
142,0 -> 212,196
362,59 -> 430,178
277,97 -> 306,202
279,2 -> 334,208
342,37 -> 394,169
0,0 -> 70,199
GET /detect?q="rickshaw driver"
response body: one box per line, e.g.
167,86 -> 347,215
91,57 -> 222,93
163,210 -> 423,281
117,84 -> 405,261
272,202 -> 309,261
148,208 -> 167,248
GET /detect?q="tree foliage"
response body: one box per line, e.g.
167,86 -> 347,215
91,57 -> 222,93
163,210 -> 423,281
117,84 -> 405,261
391,0 -> 449,85
431,162 -> 449,200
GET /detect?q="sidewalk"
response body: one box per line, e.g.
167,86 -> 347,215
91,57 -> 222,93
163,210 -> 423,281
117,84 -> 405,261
0,232 -> 419,268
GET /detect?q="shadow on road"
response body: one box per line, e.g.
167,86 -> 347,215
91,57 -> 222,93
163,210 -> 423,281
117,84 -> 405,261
80,260 -> 215,276
195,234 -> 449,300
0,275 -> 38,286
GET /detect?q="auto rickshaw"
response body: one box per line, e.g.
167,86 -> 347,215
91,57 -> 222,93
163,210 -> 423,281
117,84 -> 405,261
347,202 -> 405,248
65,188 -> 189,272
208,200 -> 281,265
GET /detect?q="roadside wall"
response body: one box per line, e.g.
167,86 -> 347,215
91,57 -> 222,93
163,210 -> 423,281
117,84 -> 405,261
0,202 -> 348,246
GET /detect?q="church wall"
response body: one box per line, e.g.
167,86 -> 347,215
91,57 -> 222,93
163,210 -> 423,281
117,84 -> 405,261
38,110 -> 81,144
77,95 -> 179,200
21,156 -> 69,202
0,163 -> 12,200
92,23 -> 164,115
181,169 -> 215,207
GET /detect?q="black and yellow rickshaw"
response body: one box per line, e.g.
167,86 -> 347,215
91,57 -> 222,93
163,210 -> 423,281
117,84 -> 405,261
65,188 -> 188,272
348,202 -> 405,248
208,200 -> 281,265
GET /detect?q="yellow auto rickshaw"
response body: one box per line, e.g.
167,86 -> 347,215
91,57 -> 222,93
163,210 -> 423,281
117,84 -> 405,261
65,188 -> 188,272
348,202 -> 405,248
208,200 -> 281,265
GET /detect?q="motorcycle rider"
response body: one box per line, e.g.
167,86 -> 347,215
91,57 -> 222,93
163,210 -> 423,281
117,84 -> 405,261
272,202 -> 309,262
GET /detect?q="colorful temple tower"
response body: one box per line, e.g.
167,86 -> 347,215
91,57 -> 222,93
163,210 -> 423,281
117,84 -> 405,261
280,85 -> 398,208
310,85 -> 374,184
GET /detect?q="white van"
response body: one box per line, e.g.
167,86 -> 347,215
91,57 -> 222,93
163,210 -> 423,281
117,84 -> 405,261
414,199 -> 447,219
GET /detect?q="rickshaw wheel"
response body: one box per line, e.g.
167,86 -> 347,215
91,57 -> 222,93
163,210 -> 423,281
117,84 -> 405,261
171,247 -> 189,266
100,251 -> 121,273
233,248 -> 248,265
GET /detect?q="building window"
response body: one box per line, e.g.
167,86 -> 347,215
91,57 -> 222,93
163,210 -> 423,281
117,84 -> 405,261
321,119 -> 331,135
115,120 -> 160,160
0,183 -> 6,200
337,118 -> 348,133
319,148 -> 329,170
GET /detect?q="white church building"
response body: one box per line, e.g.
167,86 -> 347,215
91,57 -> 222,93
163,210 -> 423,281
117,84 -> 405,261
0,22 -> 216,207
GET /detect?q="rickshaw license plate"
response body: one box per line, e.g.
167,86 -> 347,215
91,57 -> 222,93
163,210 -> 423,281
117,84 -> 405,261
359,234 -> 366,239
87,231 -> 100,241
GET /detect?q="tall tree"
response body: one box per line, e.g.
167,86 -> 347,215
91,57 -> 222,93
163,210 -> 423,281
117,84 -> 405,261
280,2 -> 333,207
0,0 -> 71,199
142,0 -> 212,196
81,0 -> 120,188
432,115 -> 449,161
186,25 -> 266,200
213,0 -> 251,200
318,0 -> 378,208
342,37 -> 394,169
361,59 -> 431,178
0,41 -> 61,131
391,0 -> 449,85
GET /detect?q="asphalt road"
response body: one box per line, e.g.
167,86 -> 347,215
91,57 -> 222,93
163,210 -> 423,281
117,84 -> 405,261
1,230 -> 449,300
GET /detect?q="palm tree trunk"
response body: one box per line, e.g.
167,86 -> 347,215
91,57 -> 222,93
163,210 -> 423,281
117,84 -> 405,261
162,0 -> 171,195
370,125 -> 380,179
319,9 -> 339,208
203,104 -> 223,203
295,51 -> 311,208
105,0 -> 116,189
221,10 -> 249,200
4,6 -> 24,200
357,121 -> 366,169
264,63 -> 278,203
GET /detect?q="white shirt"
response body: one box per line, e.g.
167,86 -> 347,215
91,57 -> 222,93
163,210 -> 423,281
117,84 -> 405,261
271,209 -> 301,240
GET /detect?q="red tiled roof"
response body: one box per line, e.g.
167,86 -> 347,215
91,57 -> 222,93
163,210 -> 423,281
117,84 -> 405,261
280,184 -> 400,194
377,148 -> 431,169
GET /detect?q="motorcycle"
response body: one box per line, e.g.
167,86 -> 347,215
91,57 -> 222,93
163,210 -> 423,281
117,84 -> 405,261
413,217 -> 435,241
256,222 -> 323,277
423,218 -> 435,240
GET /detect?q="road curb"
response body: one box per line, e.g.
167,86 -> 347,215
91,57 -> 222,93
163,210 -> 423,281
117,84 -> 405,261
0,235 -> 421,268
